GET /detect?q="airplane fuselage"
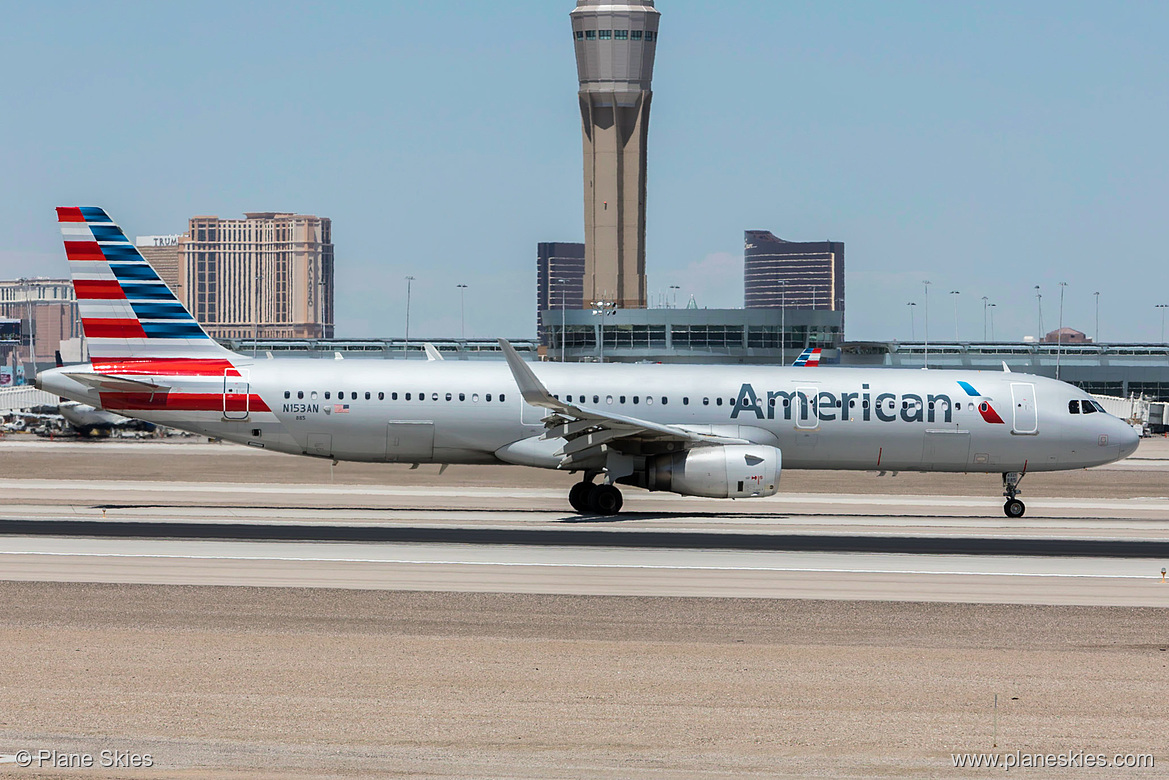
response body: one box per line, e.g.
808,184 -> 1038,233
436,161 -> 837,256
39,359 -> 1139,474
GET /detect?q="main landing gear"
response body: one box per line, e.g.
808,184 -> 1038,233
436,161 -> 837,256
1002,471 -> 1026,518
568,474 -> 624,516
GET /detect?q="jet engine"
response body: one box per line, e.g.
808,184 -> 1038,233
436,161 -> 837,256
635,444 -> 782,499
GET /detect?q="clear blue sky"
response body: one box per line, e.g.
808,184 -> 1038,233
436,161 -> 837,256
2,1 -> 1166,342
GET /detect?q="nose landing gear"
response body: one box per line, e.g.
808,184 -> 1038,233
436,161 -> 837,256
568,474 -> 624,516
1002,471 -> 1026,518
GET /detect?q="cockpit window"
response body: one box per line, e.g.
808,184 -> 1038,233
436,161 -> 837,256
1090,400 -> 1106,414
1068,400 -> 1080,414
1082,399 -> 1097,414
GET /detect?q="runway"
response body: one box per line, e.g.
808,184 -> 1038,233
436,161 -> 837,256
1,439 -> 1167,778
1,439 -> 1167,606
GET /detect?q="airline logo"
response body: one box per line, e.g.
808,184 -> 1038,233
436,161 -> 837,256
793,347 -> 821,367
957,381 -> 1005,424
56,206 -> 225,361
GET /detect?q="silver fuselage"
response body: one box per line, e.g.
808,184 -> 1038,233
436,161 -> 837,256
38,360 -> 1140,474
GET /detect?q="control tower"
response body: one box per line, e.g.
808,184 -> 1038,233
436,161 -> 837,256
570,0 -> 660,309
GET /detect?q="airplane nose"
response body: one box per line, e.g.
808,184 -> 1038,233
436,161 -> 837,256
1116,421 -> 1140,460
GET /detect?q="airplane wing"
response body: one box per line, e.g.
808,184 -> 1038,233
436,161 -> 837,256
498,339 -> 747,468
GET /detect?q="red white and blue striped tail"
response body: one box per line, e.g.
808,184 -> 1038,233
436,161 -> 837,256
792,347 -> 821,367
57,207 -> 234,361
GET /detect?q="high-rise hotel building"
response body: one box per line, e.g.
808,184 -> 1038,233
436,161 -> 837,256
536,241 -> 586,346
744,230 -> 845,314
139,213 -> 334,340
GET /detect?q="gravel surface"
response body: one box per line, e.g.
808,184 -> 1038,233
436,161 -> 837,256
0,583 -> 1166,778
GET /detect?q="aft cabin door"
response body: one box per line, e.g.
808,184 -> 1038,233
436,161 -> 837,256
223,369 -> 250,420
1010,382 -> 1038,435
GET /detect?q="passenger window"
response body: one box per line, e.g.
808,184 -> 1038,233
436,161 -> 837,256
682,397 -> 689,405
459,393 -> 465,401
645,396 -> 652,405
593,395 -> 599,404
284,391 -> 290,399
606,395 -> 613,404
446,393 -> 452,401
297,391 -> 303,399
620,395 -> 626,404
1068,400 -> 1080,414
702,397 -> 709,405
472,393 -> 479,402
661,397 -> 667,405
633,396 -> 639,404
391,392 -> 398,400
486,394 -> 492,402
500,394 -> 506,402
310,391 -> 318,400
378,392 -> 384,400
325,392 -> 331,400
716,398 -> 723,406
351,392 -> 357,400
405,393 -> 412,401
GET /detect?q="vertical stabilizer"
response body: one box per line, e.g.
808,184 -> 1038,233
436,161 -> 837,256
57,207 -> 235,362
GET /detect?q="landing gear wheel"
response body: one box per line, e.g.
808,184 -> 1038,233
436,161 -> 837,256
587,484 -> 623,515
568,482 -> 593,514
1004,499 -> 1025,518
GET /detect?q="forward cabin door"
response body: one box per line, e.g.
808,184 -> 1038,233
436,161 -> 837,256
223,369 -> 250,420
1010,382 -> 1038,435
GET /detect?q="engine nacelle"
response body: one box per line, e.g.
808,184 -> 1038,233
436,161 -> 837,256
641,444 -> 781,498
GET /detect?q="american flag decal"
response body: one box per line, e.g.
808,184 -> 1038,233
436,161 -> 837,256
335,404 -> 350,414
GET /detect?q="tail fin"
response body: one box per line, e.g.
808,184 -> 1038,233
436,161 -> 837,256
791,347 -> 821,367
57,207 -> 234,361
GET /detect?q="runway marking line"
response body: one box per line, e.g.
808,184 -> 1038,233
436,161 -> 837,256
0,551 -> 1158,579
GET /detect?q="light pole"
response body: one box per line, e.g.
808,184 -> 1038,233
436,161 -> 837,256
592,299 -> 616,363
981,296 -> 989,341
1034,285 -> 1043,340
988,304 -> 997,341
669,285 -> 680,309
1157,304 -> 1168,344
1056,281 -> 1067,380
20,278 -> 37,378
950,290 -> 960,341
1093,291 -> 1100,344
922,280 -> 931,368
404,275 -> 415,359
556,278 -> 567,362
456,284 -> 468,340
907,302 -> 917,341
779,280 -> 787,364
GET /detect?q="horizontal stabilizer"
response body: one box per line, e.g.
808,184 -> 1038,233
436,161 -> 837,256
64,372 -> 170,394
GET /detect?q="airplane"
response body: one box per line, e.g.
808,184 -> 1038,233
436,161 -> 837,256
36,207 -> 1139,518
